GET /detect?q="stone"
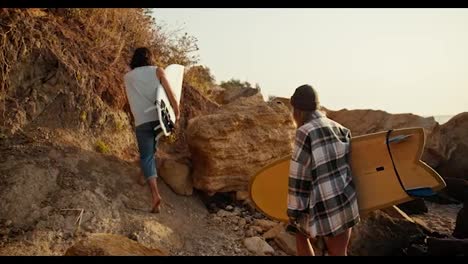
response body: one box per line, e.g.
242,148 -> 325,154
253,219 -> 278,232
243,237 -> 275,256
274,230 -> 296,256
158,158 -> 193,196
187,99 -> 295,194
216,209 -> 233,218
236,191 -> 250,201
436,113 -> 468,180
348,210 -> 424,256
263,224 -> 284,240
238,218 -> 247,228
453,202 -> 468,239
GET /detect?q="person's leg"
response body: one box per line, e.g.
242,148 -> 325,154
134,159 -> 146,186
324,228 -> 352,256
296,232 -> 315,256
135,122 -> 160,213
148,177 -> 161,213
149,122 -> 164,213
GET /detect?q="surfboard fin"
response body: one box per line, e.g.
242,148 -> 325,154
405,187 -> 436,197
388,134 -> 413,144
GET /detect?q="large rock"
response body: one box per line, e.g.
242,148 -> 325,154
206,86 -> 263,105
426,237 -> 468,256
439,178 -> 468,203
64,233 -> 168,256
349,210 -> 424,256
187,98 -> 295,194
224,87 -> 263,105
268,97 -> 293,111
158,157 -> 192,196
157,85 -> 220,158
326,109 -> 437,138
436,113 -> 468,180
326,109 -> 442,168
243,236 -> 275,255
156,85 -> 220,195
453,202 -> 468,239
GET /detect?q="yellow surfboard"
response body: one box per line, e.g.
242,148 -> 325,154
249,127 -> 446,222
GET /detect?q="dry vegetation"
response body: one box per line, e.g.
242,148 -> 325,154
0,8 -> 200,117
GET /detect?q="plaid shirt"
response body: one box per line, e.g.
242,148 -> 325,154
287,110 -> 360,237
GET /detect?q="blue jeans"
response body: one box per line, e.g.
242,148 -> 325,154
135,121 -> 163,180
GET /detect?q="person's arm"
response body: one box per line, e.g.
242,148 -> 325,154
156,67 -> 180,121
287,128 -> 315,221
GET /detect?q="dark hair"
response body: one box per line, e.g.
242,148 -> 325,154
290,84 -> 319,111
129,47 -> 154,69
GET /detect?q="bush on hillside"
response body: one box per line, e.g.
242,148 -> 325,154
0,8 -> 199,113
183,65 -> 216,94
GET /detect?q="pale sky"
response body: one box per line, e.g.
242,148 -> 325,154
152,8 -> 468,116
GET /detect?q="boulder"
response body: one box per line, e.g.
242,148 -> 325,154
187,98 -> 295,194
64,233 -> 168,256
326,109 -> 442,168
348,210 -> 424,256
426,237 -> 468,256
157,85 -> 220,158
439,178 -> 468,203
453,202 -> 468,239
206,86 -> 263,105
437,112 -> 468,180
158,158 -> 192,196
268,97 -> 293,112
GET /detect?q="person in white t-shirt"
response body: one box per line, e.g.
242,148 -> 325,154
124,47 -> 180,213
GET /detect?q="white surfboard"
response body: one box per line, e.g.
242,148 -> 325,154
144,64 -> 185,137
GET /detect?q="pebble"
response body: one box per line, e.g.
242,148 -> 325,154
238,218 -> 247,227
245,229 -> 255,237
253,212 -> 263,219
225,205 -> 234,211
244,236 -> 275,255
5,220 -> 12,227
216,209 -> 233,218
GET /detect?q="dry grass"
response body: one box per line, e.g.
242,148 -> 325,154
0,8 -> 199,114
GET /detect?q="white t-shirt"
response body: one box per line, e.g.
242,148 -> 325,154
124,66 -> 161,127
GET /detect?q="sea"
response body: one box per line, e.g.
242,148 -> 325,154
431,115 -> 455,125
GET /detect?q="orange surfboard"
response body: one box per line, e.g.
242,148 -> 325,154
249,127 -> 446,222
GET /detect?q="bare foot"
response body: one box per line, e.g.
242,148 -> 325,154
151,199 -> 161,213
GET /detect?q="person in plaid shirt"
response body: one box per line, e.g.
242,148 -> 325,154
287,84 -> 360,256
